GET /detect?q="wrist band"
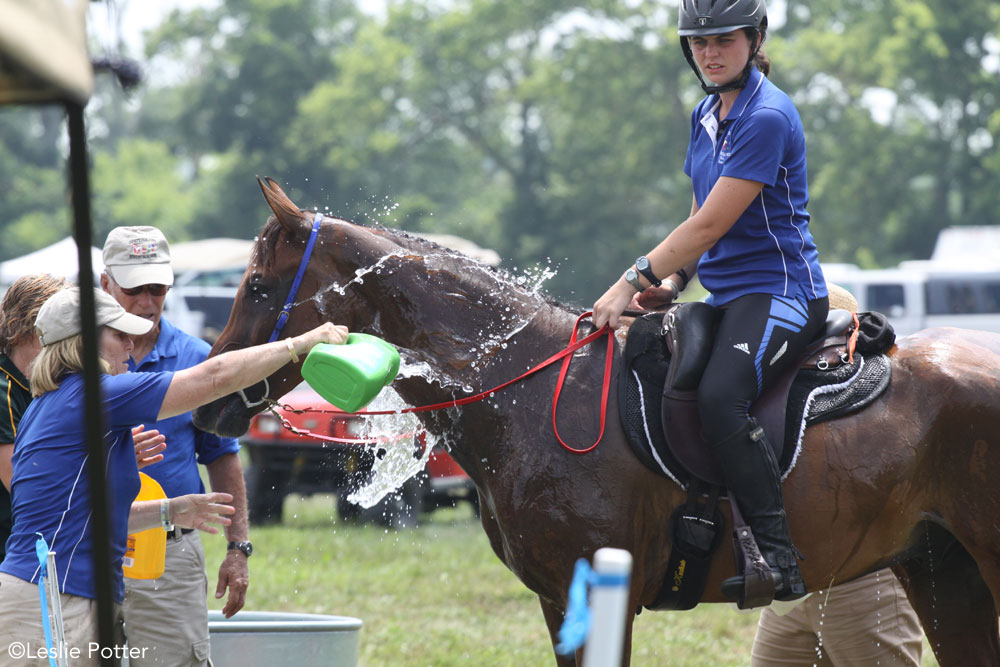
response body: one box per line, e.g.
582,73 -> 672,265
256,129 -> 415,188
286,338 -> 300,364
160,498 -> 174,532
663,278 -> 681,297
676,268 -> 690,290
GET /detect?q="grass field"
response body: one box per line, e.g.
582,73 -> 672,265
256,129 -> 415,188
202,494 -> 939,666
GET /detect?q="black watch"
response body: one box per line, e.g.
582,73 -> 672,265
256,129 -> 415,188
634,256 -> 661,288
228,540 -> 253,557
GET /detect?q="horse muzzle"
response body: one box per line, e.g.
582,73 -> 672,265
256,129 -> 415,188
193,390 -> 261,438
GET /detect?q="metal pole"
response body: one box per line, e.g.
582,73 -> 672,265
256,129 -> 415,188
45,551 -> 68,667
66,101 -> 118,667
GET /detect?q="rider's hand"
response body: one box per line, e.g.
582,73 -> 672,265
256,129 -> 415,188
631,285 -> 677,311
593,279 -> 638,329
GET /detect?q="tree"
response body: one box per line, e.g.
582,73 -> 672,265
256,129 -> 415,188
776,0 -> 1000,266
0,107 -> 73,261
140,0 -> 366,237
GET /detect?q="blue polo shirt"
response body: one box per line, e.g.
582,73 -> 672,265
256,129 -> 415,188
684,67 -> 826,306
127,317 -> 239,499
1,371 -> 173,602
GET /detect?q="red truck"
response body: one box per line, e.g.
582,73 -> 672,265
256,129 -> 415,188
241,383 -> 478,527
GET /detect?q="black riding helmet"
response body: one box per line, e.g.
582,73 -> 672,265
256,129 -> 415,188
678,0 -> 768,94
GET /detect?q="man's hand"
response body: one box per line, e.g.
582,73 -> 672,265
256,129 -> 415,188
132,425 -> 166,469
216,551 -> 249,618
208,453 -> 251,618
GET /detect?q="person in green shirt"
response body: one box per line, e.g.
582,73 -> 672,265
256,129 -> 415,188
0,274 -> 69,559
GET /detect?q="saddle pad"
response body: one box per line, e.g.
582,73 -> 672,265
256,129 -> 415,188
784,353 -> 893,469
618,314 -> 687,487
619,314 -> 892,488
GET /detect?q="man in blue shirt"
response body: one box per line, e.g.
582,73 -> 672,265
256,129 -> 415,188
101,226 -> 250,666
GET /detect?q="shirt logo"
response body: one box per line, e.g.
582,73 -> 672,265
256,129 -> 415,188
718,136 -> 733,164
733,342 -> 750,355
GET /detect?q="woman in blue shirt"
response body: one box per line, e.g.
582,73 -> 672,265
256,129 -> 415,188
593,0 -> 827,603
0,287 -> 347,664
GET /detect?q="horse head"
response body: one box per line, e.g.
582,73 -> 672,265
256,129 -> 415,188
193,177 -> 558,437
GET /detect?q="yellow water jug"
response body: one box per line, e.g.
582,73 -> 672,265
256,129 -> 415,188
123,472 -> 167,579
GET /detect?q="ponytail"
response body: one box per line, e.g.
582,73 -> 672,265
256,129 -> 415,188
755,48 -> 771,76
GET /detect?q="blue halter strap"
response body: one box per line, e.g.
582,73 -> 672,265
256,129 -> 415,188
268,211 -> 323,343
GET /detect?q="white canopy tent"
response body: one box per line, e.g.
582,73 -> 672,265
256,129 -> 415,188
0,236 -> 103,285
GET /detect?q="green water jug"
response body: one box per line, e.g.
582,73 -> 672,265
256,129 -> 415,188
301,333 -> 401,413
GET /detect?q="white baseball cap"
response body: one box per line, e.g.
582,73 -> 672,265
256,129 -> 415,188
35,287 -> 153,346
102,226 -> 174,289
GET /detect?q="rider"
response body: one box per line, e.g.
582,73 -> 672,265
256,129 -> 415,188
593,0 -> 828,601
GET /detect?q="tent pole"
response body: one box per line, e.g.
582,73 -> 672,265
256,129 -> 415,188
67,101 -> 119,667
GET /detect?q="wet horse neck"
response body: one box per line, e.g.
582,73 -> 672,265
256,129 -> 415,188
390,304 -> 596,479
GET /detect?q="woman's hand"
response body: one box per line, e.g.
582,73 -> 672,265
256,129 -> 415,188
593,279 -> 638,329
132,425 -> 166,469
289,323 -> 350,359
630,285 -> 677,311
170,492 -> 235,534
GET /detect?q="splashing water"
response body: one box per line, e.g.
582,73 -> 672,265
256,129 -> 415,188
345,388 -> 436,509
306,245 -> 560,509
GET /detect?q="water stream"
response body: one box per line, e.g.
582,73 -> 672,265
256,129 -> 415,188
327,250 -> 558,510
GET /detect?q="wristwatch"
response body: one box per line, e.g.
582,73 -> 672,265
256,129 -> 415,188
635,256 -> 662,288
624,267 -> 644,292
228,541 -> 253,557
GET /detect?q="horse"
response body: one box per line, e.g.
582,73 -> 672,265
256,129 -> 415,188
193,178 -> 1000,666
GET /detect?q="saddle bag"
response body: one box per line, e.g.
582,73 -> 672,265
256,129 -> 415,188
663,302 -> 719,391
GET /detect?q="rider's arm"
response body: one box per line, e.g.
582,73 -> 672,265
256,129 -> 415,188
640,177 -> 764,287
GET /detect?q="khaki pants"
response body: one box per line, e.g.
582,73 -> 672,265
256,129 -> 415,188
752,569 -> 923,666
0,572 -> 125,667
123,530 -> 212,667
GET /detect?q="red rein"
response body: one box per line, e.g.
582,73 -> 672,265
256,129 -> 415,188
273,312 -> 614,454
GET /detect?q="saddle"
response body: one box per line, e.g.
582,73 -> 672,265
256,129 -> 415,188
663,304 -> 854,485
619,302 -> 894,610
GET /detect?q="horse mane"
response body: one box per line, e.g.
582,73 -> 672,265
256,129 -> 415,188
386,226 -> 580,314
251,215 -> 287,272
251,212 -> 582,314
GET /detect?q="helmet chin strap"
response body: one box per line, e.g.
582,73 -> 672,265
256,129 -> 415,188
682,29 -> 763,95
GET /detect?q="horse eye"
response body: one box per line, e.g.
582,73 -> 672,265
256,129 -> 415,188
248,282 -> 270,304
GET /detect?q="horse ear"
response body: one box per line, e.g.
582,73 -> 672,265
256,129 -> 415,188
257,176 -> 310,232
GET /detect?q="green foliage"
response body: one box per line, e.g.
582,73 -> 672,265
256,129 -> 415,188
2,0 -> 998,301
91,138 -> 196,242
779,0 -> 1000,266
0,108 -> 71,261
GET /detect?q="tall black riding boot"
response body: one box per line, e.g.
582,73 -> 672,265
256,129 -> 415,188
714,419 -> 806,602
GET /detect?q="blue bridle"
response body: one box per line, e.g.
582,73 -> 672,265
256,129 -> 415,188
268,211 -> 323,343
238,211 -> 323,409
